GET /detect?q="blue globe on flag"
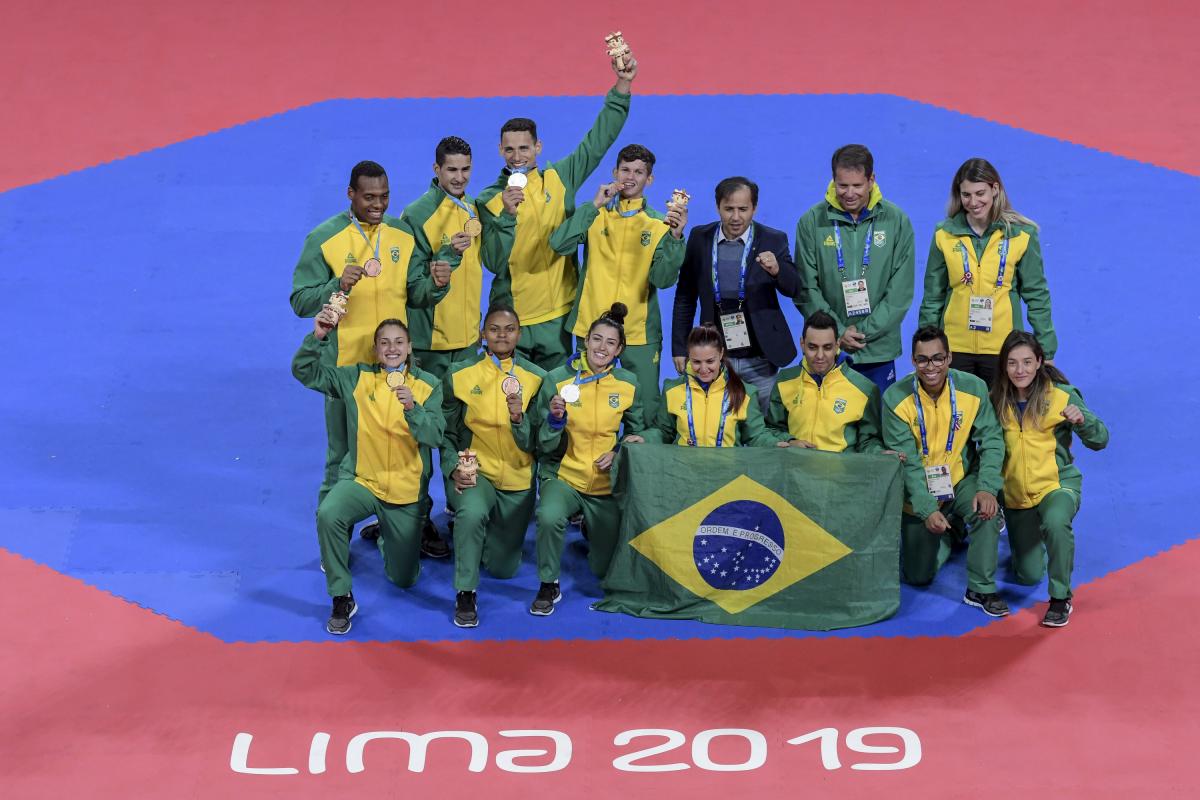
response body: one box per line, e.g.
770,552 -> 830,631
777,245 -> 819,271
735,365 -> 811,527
692,500 -> 785,590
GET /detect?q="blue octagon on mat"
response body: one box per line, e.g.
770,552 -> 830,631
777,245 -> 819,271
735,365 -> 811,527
693,501 -> 784,591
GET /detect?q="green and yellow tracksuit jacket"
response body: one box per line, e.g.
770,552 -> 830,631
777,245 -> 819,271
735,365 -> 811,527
794,183 -> 915,364
882,369 -> 1005,519
290,212 -> 446,366
400,180 -> 516,351
292,334 -> 444,505
918,212 -> 1057,357
441,352 -> 546,491
550,197 -> 684,345
535,358 -> 646,496
998,383 -> 1108,509
657,369 -> 775,447
477,88 -> 631,326
766,359 -> 883,453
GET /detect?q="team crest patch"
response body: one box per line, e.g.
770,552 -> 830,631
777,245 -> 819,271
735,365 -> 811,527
873,230 -> 887,247
823,234 -> 836,246
390,246 -> 400,263
833,398 -> 847,414
608,393 -> 620,408
471,385 -> 483,396
640,231 -> 652,247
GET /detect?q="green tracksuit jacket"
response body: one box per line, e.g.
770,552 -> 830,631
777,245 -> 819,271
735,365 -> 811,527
794,183 -> 915,364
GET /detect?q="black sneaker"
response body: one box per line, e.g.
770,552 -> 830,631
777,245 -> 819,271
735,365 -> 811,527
421,520 -> 451,558
1042,598 -> 1072,628
963,589 -> 1010,617
454,591 -> 479,628
360,522 -> 380,541
327,593 -> 357,635
529,582 -> 562,616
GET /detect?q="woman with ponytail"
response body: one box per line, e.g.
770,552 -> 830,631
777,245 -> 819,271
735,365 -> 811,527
991,330 -> 1108,627
529,302 -> 648,616
919,158 -> 1057,385
657,323 -> 776,447
292,310 -> 445,636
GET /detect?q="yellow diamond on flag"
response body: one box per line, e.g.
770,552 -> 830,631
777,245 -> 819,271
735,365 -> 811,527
629,474 -> 852,614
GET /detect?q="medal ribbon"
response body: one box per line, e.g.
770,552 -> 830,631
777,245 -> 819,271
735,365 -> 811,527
444,191 -> 477,221
913,374 -> 958,457
348,212 -> 382,263
685,371 -> 732,448
605,196 -> 643,218
833,220 -> 874,279
572,354 -> 614,388
710,226 -> 755,305
959,233 -> 1009,287
490,353 -> 517,380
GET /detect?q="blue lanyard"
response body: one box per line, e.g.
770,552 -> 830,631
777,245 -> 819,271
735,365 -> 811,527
684,372 -> 731,447
959,234 -> 1009,287
711,227 -> 755,304
912,375 -> 958,457
348,213 -> 381,262
572,355 -> 613,387
606,196 -> 643,217
444,191 -> 477,220
833,220 -> 874,279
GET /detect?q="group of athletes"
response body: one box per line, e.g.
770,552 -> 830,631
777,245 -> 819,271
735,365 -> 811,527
290,47 -> 1108,635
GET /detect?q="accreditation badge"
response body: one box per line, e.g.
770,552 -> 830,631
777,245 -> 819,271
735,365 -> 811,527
968,295 -> 994,332
719,311 -> 752,350
842,279 -> 871,316
924,464 -> 955,502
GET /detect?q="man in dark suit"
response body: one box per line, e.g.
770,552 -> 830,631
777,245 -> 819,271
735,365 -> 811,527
671,176 -> 800,414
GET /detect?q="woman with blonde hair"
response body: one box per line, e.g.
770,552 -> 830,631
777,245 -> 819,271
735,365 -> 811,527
919,158 -> 1057,385
991,330 -> 1108,627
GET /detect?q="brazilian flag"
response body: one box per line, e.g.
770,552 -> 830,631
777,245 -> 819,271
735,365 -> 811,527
597,444 -> 903,630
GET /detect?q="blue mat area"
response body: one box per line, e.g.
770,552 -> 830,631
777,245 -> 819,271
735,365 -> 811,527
1,94 -> 1192,642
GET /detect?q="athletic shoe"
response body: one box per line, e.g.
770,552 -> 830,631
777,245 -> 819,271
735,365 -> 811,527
420,521 -> 451,558
1042,598 -> 1073,628
360,522 -> 380,541
454,591 -> 479,628
963,589 -> 1010,617
327,594 -> 357,635
529,582 -> 562,616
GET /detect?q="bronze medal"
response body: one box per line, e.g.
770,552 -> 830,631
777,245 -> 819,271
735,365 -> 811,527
363,258 -> 382,277
463,217 -> 483,238
501,376 -> 522,396
386,370 -> 406,388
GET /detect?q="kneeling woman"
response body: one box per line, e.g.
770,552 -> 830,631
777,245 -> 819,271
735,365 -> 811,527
293,307 -> 445,636
442,304 -> 545,628
531,303 -> 648,616
991,331 -> 1108,627
658,323 -> 777,447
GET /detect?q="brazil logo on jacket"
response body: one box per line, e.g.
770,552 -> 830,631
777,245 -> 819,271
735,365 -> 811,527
640,231 -> 652,247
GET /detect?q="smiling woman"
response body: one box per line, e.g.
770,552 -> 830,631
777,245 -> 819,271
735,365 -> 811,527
918,158 -> 1057,386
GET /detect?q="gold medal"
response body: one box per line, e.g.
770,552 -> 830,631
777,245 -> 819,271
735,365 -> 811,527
463,218 -> 483,238
363,258 -> 382,277
501,376 -> 522,396
507,172 -> 528,189
386,370 -> 406,388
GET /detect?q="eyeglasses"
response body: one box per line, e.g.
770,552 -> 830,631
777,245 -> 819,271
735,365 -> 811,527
914,354 -> 948,367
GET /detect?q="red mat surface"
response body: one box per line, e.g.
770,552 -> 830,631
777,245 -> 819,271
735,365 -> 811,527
1,541 -> 1196,797
1,0 -> 1198,192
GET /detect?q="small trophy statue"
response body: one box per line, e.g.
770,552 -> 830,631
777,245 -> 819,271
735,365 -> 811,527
328,290 -> 349,318
605,31 -> 631,70
666,189 -> 690,228
457,449 -> 479,488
